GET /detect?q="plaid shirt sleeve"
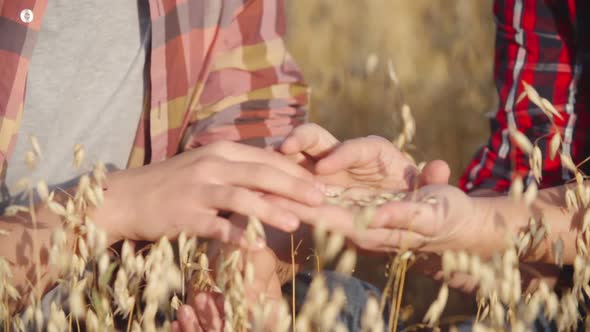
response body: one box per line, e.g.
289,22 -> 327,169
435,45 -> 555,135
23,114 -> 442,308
459,0 -> 590,193
180,0 -> 309,150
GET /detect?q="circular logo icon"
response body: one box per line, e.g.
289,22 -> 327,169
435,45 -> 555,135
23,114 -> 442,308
20,9 -> 34,23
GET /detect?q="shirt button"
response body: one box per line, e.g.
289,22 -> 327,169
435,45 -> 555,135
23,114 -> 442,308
20,9 -> 34,23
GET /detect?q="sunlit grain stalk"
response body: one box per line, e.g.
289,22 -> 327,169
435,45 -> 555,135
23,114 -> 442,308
290,233 -> 296,332
379,257 -> 398,315
28,189 -> 42,305
307,249 -> 322,274
391,257 -> 408,332
126,300 -> 135,332
387,261 -> 403,331
475,298 -> 483,323
4,291 -> 8,332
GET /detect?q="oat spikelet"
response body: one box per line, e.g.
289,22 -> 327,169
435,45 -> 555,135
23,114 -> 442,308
583,209 -> 590,232
365,53 -> 379,75
335,249 -> 357,275
29,135 -> 42,158
74,143 -> 85,169
323,232 -> 345,262
36,180 -> 49,202
25,151 -> 36,169
523,182 -> 538,207
423,283 -> 449,325
560,152 -> 577,173
541,98 -> 563,120
509,176 -> 524,201
387,58 -> 399,84
549,133 -> 561,160
401,104 -> 416,143
553,237 -> 564,267
531,145 -> 543,182
509,129 -> 533,155
521,81 -> 563,121
246,216 -> 266,246
361,296 -> 383,332
4,205 -> 29,216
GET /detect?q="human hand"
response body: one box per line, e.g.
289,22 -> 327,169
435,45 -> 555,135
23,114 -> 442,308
280,123 -> 451,191
172,295 -> 223,332
93,141 -> 325,247
369,184 -> 480,253
173,242 -> 284,332
267,184 -> 481,254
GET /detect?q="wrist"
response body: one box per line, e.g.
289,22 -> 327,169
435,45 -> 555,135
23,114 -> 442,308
90,170 -> 131,246
464,197 -> 503,258
469,196 -> 534,259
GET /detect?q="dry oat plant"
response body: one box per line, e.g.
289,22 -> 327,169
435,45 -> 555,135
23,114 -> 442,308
1,79 -> 590,332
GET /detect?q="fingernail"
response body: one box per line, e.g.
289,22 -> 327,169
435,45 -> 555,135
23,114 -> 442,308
283,214 -> 300,230
308,189 -> 325,205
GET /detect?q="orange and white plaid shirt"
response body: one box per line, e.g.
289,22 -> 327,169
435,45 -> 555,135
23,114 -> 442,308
0,0 -> 309,179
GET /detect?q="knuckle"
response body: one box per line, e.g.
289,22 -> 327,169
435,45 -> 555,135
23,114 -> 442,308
365,135 -> 390,146
193,156 -> 221,175
304,122 -> 323,133
250,165 -> 275,183
226,188 -> 251,207
208,140 -> 234,154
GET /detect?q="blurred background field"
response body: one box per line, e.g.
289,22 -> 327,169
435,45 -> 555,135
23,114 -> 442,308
286,0 -> 497,324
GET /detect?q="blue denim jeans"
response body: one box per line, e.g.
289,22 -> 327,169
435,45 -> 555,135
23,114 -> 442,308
282,271 -> 392,331
283,271 -> 569,332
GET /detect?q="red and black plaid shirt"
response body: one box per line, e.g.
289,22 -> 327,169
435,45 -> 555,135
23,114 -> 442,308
460,0 -> 590,193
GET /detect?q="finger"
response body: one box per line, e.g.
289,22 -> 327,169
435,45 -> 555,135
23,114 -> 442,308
373,200 -> 438,236
205,141 -> 315,181
316,136 -> 406,175
191,292 -> 224,332
220,161 -> 325,206
283,151 -> 309,166
203,184 -> 301,233
264,195 -> 358,238
180,213 -> 263,249
417,160 -> 451,186
177,305 -> 203,332
281,123 -> 340,157
171,321 -> 181,332
352,228 -> 426,252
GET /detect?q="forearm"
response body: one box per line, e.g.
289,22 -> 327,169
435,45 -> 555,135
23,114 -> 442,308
1,172 -> 125,312
0,200 -> 73,311
465,188 -> 561,291
470,183 -> 578,265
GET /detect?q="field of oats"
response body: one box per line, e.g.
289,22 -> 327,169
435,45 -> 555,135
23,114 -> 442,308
286,0 -> 496,322
5,1 -> 590,331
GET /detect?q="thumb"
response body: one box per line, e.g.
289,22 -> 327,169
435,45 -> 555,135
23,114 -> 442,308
281,123 -> 339,158
417,160 -> 451,186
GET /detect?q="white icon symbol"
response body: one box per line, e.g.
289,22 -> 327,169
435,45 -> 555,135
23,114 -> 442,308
20,9 -> 34,23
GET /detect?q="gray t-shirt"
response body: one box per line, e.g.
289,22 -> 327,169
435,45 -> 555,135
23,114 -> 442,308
6,0 -> 152,314
4,0 -> 150,201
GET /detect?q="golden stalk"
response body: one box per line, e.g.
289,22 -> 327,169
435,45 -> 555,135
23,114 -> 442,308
290,233 -> 296,332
